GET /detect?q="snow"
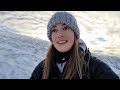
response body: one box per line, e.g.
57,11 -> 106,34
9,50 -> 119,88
0,11 -> 120,79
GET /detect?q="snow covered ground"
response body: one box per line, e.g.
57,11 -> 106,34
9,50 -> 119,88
0,11 -> 120,79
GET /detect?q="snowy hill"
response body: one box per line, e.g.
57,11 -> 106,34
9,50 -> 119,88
0,11 -> 120,78
0,31 -> 50,78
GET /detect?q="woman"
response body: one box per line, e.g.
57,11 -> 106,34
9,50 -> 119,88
30,11 -> 119,79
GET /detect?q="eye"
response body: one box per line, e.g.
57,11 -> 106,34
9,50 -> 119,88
63,26 -> 70,30
52,29 -> 57,32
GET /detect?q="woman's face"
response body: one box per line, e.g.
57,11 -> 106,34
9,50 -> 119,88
51,23 -> 74,53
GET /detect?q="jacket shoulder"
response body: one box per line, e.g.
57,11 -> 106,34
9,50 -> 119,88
30,60 -> 44,79
89,56 -> 119,79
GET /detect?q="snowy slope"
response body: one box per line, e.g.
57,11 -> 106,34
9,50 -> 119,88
0,31 -> 50,79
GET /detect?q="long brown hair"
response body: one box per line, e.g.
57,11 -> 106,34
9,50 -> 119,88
42,36 -> 85,79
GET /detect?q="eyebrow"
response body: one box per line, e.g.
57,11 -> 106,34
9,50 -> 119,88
52,23 -> 66,28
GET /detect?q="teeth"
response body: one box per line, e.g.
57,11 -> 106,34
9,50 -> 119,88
58,40 -> 67,44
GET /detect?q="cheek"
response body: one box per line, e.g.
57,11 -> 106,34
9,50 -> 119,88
68,35 -> 74,47
51,33 -> 58,46
51,33 -> 56,42
67,32 -> 74,42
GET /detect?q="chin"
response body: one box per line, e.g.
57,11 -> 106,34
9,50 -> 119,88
57,49 -> 69,53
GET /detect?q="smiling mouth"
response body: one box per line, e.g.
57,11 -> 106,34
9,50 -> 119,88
57,40 -> 67,44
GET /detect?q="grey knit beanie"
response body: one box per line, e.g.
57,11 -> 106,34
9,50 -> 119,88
47,11 -> 80,41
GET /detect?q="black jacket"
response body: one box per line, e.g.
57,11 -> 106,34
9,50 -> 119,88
30,51 -> 119,79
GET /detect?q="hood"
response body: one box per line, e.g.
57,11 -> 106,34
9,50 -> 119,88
79,39 -> 87,56
79,38 -> 91,65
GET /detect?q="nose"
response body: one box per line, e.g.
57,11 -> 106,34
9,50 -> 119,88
57,30 -> 64,38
